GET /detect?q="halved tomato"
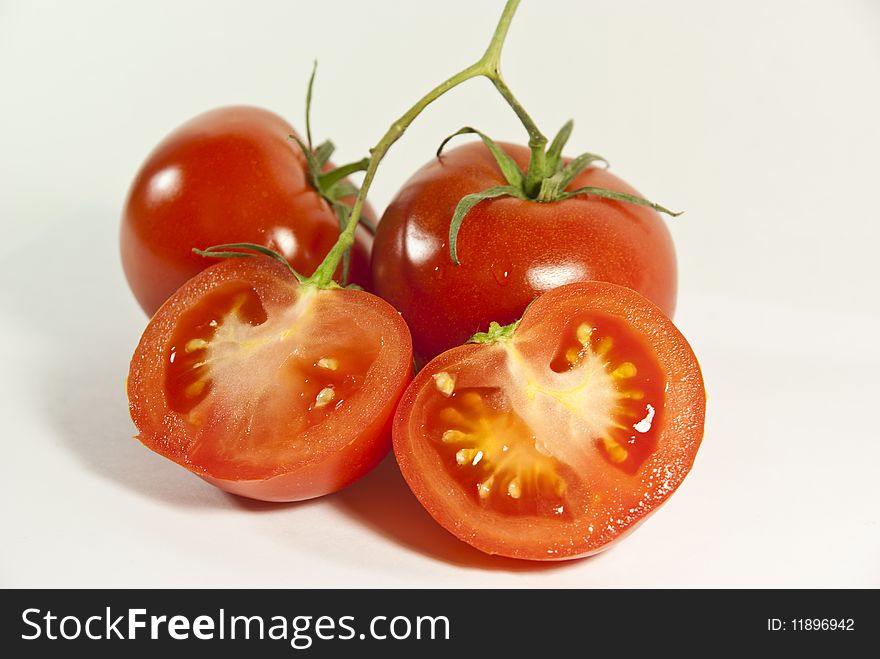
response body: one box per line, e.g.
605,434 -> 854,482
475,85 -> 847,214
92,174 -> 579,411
127,256 -> 412,501
393,282 -> 705,560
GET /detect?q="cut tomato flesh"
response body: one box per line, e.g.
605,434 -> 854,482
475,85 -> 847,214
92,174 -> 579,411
421,311 -> 665,519
166,281 -> 268,415
162,281 -> 380,478
545,313 -> 665,476
393,281 -> 705,560
428,385 -> 570,517
128,257 -> 413,502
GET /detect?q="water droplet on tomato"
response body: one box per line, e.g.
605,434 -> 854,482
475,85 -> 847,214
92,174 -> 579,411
491,262 -> 511,286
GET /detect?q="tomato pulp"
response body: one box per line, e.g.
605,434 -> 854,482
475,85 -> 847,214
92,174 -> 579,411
121,106 -> 374,316
128,257 -> 412,501
393,282 -> 704,560
372,141 -> 677,365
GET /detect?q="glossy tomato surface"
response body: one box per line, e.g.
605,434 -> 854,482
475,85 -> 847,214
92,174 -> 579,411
128,257 -> 411,502
372,140 -> 677,365
393,282 -> 704,560
121,106 -> 374,316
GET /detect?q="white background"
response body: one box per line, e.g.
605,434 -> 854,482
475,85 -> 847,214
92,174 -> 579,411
1,0 -> 878,587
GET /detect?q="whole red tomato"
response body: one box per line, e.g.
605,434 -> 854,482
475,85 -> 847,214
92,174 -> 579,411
121,106 -> 374,316
371,140 -> 676,365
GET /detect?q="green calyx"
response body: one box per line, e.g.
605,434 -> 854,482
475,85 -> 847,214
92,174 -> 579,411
469,319 -> 520,345
193,243 -> 303,284
437,121 -> 682,265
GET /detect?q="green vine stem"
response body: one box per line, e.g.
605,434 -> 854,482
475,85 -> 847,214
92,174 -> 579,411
488,75 -> 547,197
306,0 -> 527,287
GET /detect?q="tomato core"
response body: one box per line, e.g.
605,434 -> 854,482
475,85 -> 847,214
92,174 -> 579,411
548,313 -> 665,476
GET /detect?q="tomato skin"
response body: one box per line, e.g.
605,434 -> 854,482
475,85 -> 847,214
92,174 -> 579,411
392,282 -> 704,561
121,106 -> 374,316
372,140 -> 677,365
127,257 -> 412,502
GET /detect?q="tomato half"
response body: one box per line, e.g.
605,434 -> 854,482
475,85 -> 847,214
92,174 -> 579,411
121,106 -> 374,316
127,257 -> 412,501
393,282 -> 704,560
371,140 -> 677,365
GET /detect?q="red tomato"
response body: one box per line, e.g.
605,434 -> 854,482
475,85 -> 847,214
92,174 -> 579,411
393,282 -> 704,560
121,106 -> 374,316
127,256 -> 412,502
372,140 -> 677,365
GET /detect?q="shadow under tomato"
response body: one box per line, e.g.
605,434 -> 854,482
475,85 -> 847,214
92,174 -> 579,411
221,493 -> 325,513
15,213 -> 232,510
331,454 -> 578,573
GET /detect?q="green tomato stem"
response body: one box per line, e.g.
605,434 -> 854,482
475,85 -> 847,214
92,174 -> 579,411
307,0 -> 530,287
487,75 -> 547,197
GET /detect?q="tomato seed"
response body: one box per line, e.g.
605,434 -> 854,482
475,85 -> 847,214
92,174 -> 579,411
432,371 -> 456,397
314,386 -> 335,408
317,357 -> 338,371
